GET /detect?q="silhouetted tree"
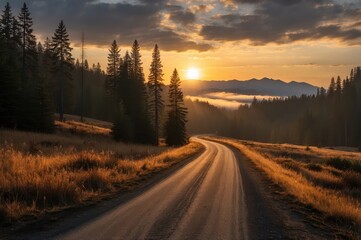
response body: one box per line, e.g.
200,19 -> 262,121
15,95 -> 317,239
118,51 -> 132,107
18,3 -> 37,85
11,16 -> 21,46
105,40 -> 121,98
164,69 -> 188,146
328,77 -> 336,97
0,2 -> 12,41
84,59 -> 89,70
148,44 -> 164,145
41,37 -> 54,93
17,3 -> 53,131
51,20 -> 73,121
129,40 -> 154,144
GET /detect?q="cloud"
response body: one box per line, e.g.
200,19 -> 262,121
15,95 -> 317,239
188,4 -> 214,13
224,0 -> 320,6
169,8 -> 196,25
3,0 -> 360,49
201,0 -> 361,45
4,0 -> 212,52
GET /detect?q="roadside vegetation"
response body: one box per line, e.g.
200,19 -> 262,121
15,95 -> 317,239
206,137 -> 361,236
0,121 -> 202,223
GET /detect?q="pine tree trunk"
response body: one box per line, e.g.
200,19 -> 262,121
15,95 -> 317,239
59,62 -> 64,121
155,85 -> 159,144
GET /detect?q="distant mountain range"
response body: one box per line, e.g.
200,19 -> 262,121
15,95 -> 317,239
182,78 -> 318,97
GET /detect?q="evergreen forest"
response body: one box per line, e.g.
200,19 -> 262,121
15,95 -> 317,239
0,2 -> 187,146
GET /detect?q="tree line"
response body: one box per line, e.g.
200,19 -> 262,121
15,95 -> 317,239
234,68 -> 361,147
187,67 -> 361,148
0,2 -> 187,146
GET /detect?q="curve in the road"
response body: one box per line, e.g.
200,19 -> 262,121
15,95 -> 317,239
58,137 -> 249,240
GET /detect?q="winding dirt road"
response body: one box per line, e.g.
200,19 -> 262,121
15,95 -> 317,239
14,137 -> 327,240
59,137 -> 248,239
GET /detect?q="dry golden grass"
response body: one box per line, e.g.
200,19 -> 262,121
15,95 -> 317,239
0,128 -> 165,159
55,120 -> 111,136
0,142 -> 202,221
56,114 -> 113,129
206,137 -> 361,231
0,122 -> 203,222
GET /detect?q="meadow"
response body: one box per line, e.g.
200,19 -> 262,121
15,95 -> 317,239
207,137 -> 361,236
0,120 -> 202,222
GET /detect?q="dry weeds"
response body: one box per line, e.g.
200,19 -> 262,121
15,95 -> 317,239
206,137 -> 361,232
0,122 -> 202,222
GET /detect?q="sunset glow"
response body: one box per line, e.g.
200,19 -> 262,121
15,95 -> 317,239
4,0 -> 359,87
186,68 -> 200,80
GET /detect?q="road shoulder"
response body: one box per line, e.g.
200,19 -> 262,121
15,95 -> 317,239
207,138 -> 335,239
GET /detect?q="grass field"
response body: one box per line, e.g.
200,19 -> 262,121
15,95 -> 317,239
206,137 -> 361,236
0,120 -> 202,222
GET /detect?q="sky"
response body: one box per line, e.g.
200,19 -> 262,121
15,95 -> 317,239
2,0 -> 361,87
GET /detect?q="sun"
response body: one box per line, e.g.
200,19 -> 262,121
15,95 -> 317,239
186,68 -> 200,80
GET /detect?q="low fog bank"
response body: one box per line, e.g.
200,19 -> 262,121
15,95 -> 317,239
186,92 -> 281,110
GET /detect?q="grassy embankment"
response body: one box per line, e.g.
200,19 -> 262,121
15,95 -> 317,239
0,119 -> 203,222
206,137 -> 361,234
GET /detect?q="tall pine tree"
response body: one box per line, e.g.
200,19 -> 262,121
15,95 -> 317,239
0,2 -> 12,41
130,40 -> 154,144
0,3 -> 53,132
164,69 -> 188,146
105,40 -> 121,98
51,20 -> 73,121
17,3 -> 54,131
111,51 -> 135,142
0,3 -> 20,128
118,51 -> 132,108
18,3 -> 37,85
148,44 -> 164,145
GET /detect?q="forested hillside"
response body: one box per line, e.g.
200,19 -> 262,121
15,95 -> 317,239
0,2 -> 187,146
236,68 -> 361,147
188,68 -> 361,148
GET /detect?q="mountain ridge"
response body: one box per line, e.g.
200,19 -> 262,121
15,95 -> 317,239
182,77 -> 318,97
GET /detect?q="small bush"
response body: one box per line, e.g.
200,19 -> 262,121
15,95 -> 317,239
141,163 -> 149,171
342,172 -> 361,189
81,171 -> 110,191
117,161 -> 137,175
306,163 -> 322,172
37,179 -> 80,207
327,158 -> 352,171
327,158 -> 361,174
65,156 -> 99,171
280,159 -> 300,172
352,162 -> 361,174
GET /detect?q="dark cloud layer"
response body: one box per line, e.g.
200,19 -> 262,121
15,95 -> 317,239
1,0 -> 360,50
202,0 -> 361,45
169,9 -> 196,25
2,0 -> 212,52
